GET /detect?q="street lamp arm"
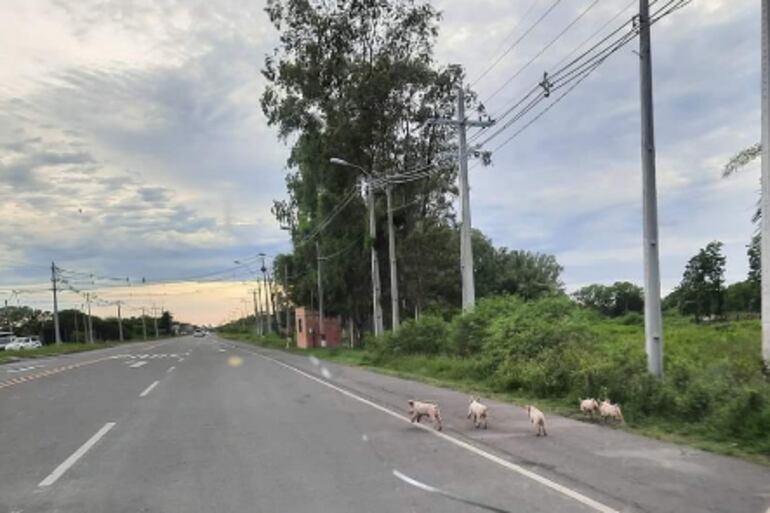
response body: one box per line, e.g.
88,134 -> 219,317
329,157 -> 373,177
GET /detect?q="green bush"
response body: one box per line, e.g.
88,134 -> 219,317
450,295 -> 525,356
619,311 -> 644,325
377,315 -> 450,355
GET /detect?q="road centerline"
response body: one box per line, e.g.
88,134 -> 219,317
38,422 -> 116,487
139,380 -> 159,398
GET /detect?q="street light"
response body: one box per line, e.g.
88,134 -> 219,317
330,157 -> 385,336
329,157 -> 373,177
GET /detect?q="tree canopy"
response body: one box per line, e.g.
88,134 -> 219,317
573,281 -> 643,317
671,241 -> 727,319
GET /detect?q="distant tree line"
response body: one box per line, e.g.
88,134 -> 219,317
0,306 -> 173,344
573,237 -> 760,322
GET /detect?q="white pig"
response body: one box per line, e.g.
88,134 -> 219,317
599,399 -> 624,424
408,400 -> 443,431
580,398 -> 600,417
526,405 -> 547,436
467,397 -> 488,429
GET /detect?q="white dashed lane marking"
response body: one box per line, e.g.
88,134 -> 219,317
128,361 -> 148,369
167,366 -> 175,373
139,380 -> 159,398
38,422 -> 116,487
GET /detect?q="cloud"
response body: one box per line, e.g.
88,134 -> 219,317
0,0 -> 764,323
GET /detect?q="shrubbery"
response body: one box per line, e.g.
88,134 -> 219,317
365,294 -> 770,454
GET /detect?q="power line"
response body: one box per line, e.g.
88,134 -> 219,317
484,0 -> 605,106
474,0 -> 690,152
491,58 -> 605,153
470,0 -> 541,87
472,0 -> 564,96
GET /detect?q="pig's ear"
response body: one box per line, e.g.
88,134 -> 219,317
408,400 -> 414,406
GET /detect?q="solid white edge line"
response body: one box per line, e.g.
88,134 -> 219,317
139,380 -> 159,398
167,366 -> 176,373
252,350 -> 620,513
38,422 -> 116,487
393,469 -> 442,494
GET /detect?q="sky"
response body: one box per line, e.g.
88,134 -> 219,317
0,0 -> 761,325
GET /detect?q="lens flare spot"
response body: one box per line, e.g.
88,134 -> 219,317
227,355 -> 243,368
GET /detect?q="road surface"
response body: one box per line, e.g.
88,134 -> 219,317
1,335 -> 769,513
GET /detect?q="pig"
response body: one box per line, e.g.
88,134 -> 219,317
580,398 -> 600,417
599,399 -> 624,424
408,400 -> 443,431
467,397 -> 488,429
526,405 -> 547,436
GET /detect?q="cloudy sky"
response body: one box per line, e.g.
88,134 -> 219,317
0,0 -> 760,324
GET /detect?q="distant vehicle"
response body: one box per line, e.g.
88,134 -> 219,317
24,337 -> 42,349
0,331 -> 14,350
193,329 -> 205,337
5,338 -> 27,351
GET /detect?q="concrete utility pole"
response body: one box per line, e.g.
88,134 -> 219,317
117,302 -> 124,342
51,262 -> 62,344
457,89 -> 475,311
252,289 -> 260,335
258,284 -> 265,336
259,255 -> 272,334
141,307 -> 148,341
316,241 -> 325,344
329,157 -> 384,336
86,293 -> 93,343
283,263 -> 290,338
639,0 -> 664,377
385,185 -> 400,330
762,0 -> 770,363
153,308 -> 159,338
366,179 -> 385,336
73,307 -> 79,343
267,271 -> 279,336
429,88 -> 494,311
4,299 -> 9,332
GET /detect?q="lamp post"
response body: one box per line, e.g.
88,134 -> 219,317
330,158 -> 384,336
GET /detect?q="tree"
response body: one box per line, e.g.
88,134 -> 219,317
677,241 -> 727,320
748,233 -> 761,283
723,144 -> 761,224
159,311 -> 173,335
573,281 -> 643,317
474,231 -> 563,300
493,249 -> 563,300
262,0 -> 479,330
573,284 -> 614,315
722,235 -> 761,314
725,280 -> 760,313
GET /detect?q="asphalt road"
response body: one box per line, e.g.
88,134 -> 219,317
1,335 -> 769,513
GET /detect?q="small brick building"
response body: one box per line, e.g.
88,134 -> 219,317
294,307 -> 342,349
